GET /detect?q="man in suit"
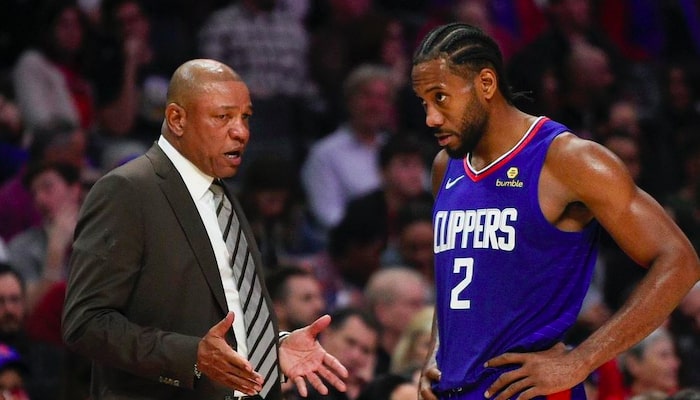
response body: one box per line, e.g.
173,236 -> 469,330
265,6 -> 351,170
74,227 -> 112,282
61,59 -> 348,399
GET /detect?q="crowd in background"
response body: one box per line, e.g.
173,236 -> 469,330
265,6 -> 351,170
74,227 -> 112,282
0,0 -> 700,398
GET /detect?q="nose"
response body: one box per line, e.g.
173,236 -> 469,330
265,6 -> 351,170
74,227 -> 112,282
425,105 -> 444,128
228,118 -> 249,142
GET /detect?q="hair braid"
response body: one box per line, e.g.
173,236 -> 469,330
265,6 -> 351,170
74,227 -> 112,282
413,23 -> 515,103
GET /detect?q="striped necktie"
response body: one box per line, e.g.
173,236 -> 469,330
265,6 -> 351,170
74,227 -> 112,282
210,180 -> 279,397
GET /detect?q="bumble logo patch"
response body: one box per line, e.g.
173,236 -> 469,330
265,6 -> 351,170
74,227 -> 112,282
507,167 -> 519,179
496,166 -> 524,188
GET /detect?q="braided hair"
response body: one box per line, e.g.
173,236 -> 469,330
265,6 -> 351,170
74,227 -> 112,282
413,22 -> 516,104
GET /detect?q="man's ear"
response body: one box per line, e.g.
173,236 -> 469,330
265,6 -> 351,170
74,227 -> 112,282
165,103 -> 186,136
478,68 -> 497,100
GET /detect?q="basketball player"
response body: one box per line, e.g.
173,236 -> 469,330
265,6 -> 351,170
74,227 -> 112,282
411,23 -> 700,400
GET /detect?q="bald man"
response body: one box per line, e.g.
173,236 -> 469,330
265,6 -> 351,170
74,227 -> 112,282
62,59 -> 347,400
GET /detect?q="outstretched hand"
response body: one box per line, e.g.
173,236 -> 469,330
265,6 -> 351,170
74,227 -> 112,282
279,314 -> 349,397
197,312 -> 263,395
484,342 -> 588,400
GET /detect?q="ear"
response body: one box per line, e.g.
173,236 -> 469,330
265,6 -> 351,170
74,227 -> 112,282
165,103 -> 186,137
478,68 -> 498,100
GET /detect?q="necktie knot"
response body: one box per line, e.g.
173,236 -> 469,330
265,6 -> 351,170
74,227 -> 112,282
210,180 -> 228,217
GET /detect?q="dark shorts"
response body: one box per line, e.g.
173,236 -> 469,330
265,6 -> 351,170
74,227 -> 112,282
434,381 -> 587,400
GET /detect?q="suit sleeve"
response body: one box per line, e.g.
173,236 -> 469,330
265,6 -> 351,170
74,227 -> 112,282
62,172 -> 200,388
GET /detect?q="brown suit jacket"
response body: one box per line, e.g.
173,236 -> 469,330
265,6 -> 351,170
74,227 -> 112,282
62,144 -> 281,399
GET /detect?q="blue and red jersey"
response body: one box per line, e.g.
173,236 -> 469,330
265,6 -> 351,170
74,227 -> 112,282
432,117 -> 599,399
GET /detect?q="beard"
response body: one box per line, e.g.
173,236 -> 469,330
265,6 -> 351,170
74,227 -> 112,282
444,100 -> 489,159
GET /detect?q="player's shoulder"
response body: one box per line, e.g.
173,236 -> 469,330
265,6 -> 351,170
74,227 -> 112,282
548,132 -> 612,164
546,132 -> 629,182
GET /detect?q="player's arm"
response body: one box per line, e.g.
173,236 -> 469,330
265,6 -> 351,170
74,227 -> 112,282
553,134 -> 700,369
485,133 -> 700,399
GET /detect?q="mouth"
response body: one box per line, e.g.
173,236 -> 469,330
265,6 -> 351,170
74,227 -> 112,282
224,149 -> 243,159
434,132 -> 453,147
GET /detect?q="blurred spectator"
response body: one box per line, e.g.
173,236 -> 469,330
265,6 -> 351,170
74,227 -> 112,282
364,267 -> 431,376
390,305 -> 433,380
7,162 -> 83,311
264,265 -> 326,332
355,373 -> 416,400
342,135 -> 432,259
618,327 -> 680,398
237,155 -> 320,270
384,201 -> 435,282
0,121 -> 90,243
12,0 -> 95,133
0,0 -> 36,72
199,0 -> 319,172
305,0 -> 384,131
555,40 -> 617,139
653,62 -> 700,195
0,263 -> 62,400
310,212 -> 386,311
0,344 -> 30,400
668,282 -> 700,387
90,0 -> 183,168
288,307 -> 379,400
670,388 -> 700,400
664,140 -> 700,250
507,0 -> 626,118
0,90 -> 24,182
598,1 -> 665,63
598,134 -> 649,311
0,265 -> 26,354
0,243 -> 7,265
301,64 -> 395,234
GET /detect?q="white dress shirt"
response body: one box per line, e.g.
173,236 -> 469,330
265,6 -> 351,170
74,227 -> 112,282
158,136 -> 248,358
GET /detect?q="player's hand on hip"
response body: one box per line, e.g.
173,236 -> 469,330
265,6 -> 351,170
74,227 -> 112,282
197,312 -> 263,395
419,364 -> 441,400
484,342 -> 588,400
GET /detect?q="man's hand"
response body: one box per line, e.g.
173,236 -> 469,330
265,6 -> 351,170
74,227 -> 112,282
279,314 -> 349,397
197,312 -> 263,395
419,364 -> 440,400
484,343 -> 588,400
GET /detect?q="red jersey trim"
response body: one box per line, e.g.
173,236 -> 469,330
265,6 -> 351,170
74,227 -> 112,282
464,116 -> 549,182
546,388 -> 572,400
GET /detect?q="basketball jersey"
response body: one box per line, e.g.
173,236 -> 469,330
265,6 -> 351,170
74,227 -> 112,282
432,117 -> 599,398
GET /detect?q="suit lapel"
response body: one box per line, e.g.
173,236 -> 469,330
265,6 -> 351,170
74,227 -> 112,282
146,145 -> 228,315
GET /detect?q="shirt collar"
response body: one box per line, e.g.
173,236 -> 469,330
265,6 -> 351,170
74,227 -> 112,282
157,135 -> 213,201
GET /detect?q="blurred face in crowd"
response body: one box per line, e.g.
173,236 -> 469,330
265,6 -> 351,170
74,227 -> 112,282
253,189 -> 289,219
603,136 -> 641,183
377,279 -> 429,336
29,169 -> 82,223
627,335 -> 680,394
0,275 -> 24,337
348,78 -> 394,136
679,287 -> 700,332
0,368 -> 29,400
54,6 -> 84,55
116,1 -> 149,41
384,154 -> 426,199
275,275 -> 325,331
321,316 -> 377,381
399,220 -> 435,279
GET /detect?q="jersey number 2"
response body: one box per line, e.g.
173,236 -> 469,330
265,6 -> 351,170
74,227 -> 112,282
451,257 -> 473,309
